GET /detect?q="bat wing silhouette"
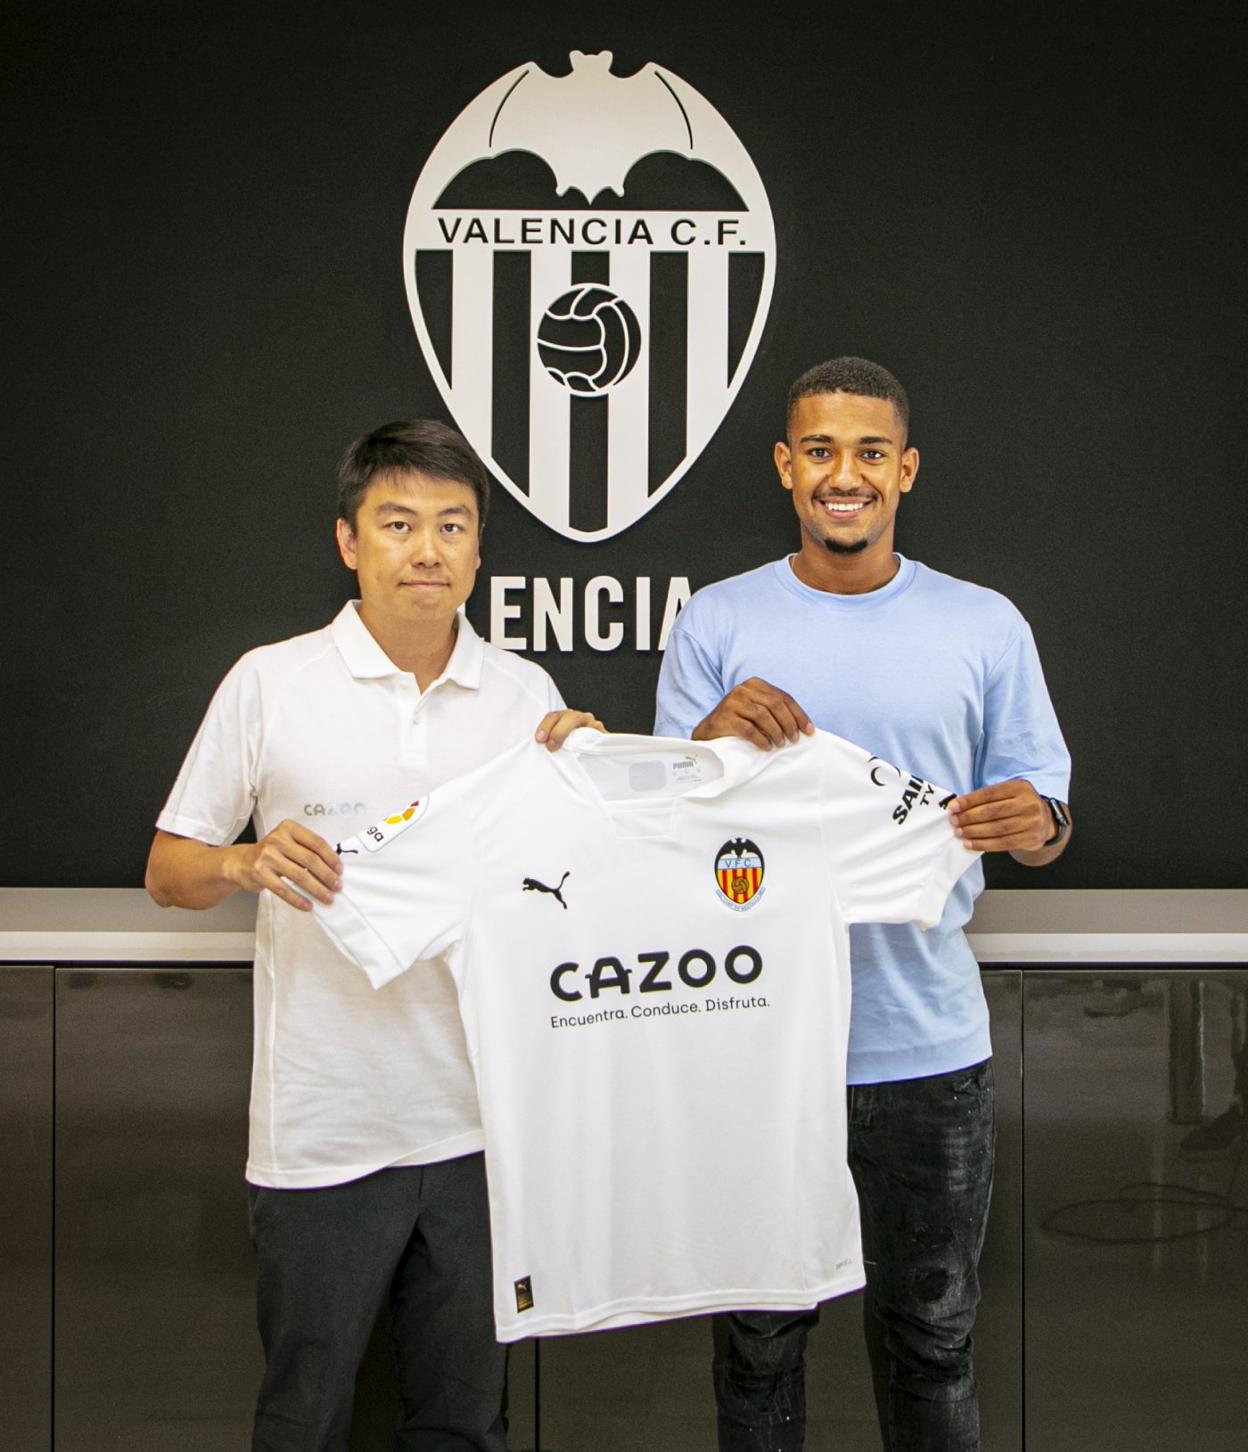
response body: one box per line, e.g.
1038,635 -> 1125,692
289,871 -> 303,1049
489,51 -> 694,200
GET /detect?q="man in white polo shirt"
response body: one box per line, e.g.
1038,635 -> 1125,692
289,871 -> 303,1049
145,420 -> 598,1452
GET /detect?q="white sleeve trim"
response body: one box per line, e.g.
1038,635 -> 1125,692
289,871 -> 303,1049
912,841 -> 981,931
315,893 -> 410,991
154,810 -> 244,848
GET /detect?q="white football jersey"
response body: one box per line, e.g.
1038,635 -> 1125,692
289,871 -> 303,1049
314,729 -> 979,1341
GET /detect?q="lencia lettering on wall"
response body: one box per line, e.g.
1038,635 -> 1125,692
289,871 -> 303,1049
488,575 -> 691,653
405,50 -> 776,543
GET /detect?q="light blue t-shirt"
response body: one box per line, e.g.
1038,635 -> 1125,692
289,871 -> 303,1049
654,554 -> 1071,1084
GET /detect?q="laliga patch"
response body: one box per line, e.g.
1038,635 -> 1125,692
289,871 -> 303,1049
514,1276 -> 534,1313
353,796 -> 431,854
714,837 -> 765,911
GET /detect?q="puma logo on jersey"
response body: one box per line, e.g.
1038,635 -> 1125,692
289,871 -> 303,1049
523,872 -> 570,910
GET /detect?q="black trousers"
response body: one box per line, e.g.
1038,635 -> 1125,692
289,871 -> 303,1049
248,1154 -> 506,1452
714,1060 -> 995,1452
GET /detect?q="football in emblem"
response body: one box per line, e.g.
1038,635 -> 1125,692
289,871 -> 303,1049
714,837 -> 765,911
537,284 -> 642,394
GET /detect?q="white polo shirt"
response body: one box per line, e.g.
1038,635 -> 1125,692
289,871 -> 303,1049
157,601 -> 563,1188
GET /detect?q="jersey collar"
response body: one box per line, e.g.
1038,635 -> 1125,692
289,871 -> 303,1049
330,601 -> 485,689
552,728 -> 790,806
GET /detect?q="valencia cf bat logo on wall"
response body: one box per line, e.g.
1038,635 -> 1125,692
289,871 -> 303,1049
714,837 -> 765,911
404,50 -> 776,541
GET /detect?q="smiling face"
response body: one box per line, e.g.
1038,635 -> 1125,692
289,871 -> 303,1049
335,470 -> 481,644
775,391 -> 919,592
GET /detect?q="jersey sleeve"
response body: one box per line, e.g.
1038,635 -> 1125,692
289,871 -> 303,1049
654,600 -> 725,737
977,620 -> 1071,802
313,791 -> 471,990
817,733 -> 980,931
155,654 -> 261,845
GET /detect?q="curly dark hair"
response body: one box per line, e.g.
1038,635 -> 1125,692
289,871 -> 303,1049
786,357 -> 910,440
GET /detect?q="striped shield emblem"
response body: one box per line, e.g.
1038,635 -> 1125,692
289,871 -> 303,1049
714,837 -> 766,911
404,52 -> 776,542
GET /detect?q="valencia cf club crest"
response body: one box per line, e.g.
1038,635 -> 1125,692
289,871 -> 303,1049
404,50 -> 776,541
714,837 -> 765,912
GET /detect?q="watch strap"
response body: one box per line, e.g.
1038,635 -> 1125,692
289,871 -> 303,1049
1042,796 -> 1069,846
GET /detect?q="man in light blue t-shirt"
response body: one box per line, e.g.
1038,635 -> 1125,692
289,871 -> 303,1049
655,357 -> 1071,1452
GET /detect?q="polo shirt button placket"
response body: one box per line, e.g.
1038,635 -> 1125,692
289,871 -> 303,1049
401,678 -> 430,770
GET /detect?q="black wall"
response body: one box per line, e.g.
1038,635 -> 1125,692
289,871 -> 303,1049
4,1 -> 1245,889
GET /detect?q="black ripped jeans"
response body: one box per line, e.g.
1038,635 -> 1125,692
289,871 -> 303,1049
713,1059 -> 995,1452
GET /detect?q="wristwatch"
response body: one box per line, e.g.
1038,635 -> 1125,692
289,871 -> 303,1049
1042,797 -> 1070,846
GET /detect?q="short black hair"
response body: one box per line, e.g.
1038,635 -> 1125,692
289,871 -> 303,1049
786,357 -> 910,440
337,419 -> 491,530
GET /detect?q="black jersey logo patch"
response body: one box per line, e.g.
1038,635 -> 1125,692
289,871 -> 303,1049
514,1276 -> 534,1313
714,838 -> 765,911
522,872 -> 570,909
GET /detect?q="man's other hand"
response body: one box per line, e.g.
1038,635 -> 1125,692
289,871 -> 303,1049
692,678 -> 814,750
535,710 -> 606,750
947,780 -> 1071,863
228,821 -> 344,911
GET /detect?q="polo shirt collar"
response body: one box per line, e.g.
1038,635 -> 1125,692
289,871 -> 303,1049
441,609 -> 485,689
330,601 -> 484,689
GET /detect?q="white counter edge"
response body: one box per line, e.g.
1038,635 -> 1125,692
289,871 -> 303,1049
3,931 -> 1248,965
0,932 -> 259,962
970,933 -> 1248,963
4,889 -> 1247,964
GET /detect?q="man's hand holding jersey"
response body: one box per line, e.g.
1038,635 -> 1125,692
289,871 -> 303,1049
534,708 -> 605,749
694,677 -> 1070,865
947,780 -> 1071,864
229,822 -> 344,910
691,677 -> 815,750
